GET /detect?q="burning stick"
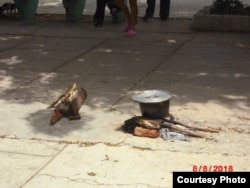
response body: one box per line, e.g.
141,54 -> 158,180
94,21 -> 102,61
124,116 -> 221,139
161,123 -> 206,138
163,119 -> 220,133
48,82 -> 87,125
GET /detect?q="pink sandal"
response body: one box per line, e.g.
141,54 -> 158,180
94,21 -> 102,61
125,29 -> 136,37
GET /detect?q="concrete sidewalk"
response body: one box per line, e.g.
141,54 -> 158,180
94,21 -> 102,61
0,4 -> 250,188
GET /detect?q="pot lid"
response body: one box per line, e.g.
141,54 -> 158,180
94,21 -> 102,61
132,90 -> 172,103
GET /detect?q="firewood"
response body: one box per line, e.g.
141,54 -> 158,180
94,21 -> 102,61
123,116 -> 220,139
134,116 -> 163,129
162,123 -> 206,138
163,119 -> 220,133
48,82 -> 87,125
50,108 -> 63,125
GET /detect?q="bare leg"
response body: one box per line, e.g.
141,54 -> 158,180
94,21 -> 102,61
115,0 -> 131,26
115,0 -> 137,37
129,0 -> 138,30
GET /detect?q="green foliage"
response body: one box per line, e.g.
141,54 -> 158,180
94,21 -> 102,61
209,0 -> 250,15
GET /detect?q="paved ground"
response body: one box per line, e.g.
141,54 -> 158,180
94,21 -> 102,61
0,1 -> 250,188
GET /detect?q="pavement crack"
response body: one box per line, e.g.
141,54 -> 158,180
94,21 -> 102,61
20,144 -> 68,188
35,174 -> 165,187
0,150 -> 52,157
0,36 -> 36,53
49,39 -> 109,72
111,34 -> 195,106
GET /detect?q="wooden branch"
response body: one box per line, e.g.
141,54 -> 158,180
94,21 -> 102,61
123,116 -> 220,139
162,123 -> 206,138
163,119 -> 220,133
134,116 -> 163,129
47,84 -> 74,109
47,82 -> 87,125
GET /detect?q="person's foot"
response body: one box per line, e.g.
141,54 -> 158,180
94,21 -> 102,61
160,17 -> 168,21
125,29 -> 136,37
93,18 -> 103,27
142,14 -> 153,21
94,20 -> 103,27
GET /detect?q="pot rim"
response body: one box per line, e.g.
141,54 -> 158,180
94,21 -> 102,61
132,90 -> 172,103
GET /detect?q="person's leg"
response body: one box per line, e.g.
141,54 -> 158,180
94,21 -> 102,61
94,0 -> 108,27
115,0 -> 131,26
144,0 -> 155,18
129,0 -> 138,30
115,0 -> 137,37
160,0 -> 170,20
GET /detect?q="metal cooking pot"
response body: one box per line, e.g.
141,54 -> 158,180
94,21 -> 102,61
132,90 -> 172,119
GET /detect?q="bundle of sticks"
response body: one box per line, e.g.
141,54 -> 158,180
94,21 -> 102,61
123,116 -> 221,139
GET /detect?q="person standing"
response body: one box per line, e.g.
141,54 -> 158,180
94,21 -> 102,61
93,0 -> 108,27
93,0 -> 121,27
115,0 -> 138,37
143,0 -> 170,21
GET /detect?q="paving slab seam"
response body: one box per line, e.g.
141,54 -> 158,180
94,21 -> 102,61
110,34 -> 195,108
0,149 -> 53,158
2,30 -> 106,40
28,173 -> 165,188
0,135 -> 126,148
128,146 -> 249,157
0,36 -> 36,53
0,36 -> 109,93
1,136 -> 209,155
138,34 -> 195,75
3,136 -> 247,158
49,39 -> 109,73
20,144 -> 68,188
